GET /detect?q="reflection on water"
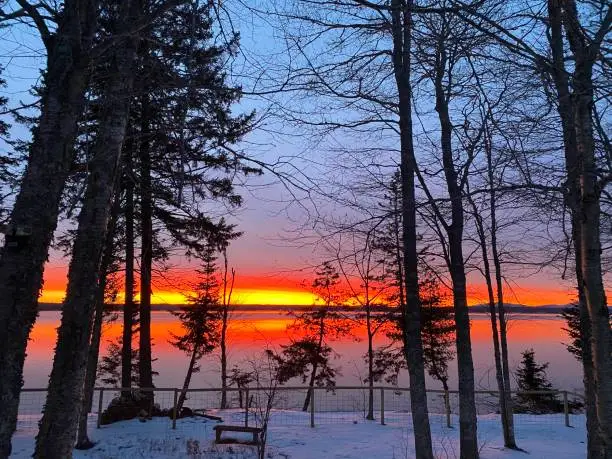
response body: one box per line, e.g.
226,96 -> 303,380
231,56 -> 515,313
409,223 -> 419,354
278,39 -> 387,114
24,311 -> 583,391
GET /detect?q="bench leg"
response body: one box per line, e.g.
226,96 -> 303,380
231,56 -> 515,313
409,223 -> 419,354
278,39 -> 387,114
216,430 -> 221,443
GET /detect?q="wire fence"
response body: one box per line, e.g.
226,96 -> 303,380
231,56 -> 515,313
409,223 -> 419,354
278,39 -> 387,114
14,386 -> 584,439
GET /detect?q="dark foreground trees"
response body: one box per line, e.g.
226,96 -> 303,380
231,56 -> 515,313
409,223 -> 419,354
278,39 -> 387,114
0,2 -> 100,455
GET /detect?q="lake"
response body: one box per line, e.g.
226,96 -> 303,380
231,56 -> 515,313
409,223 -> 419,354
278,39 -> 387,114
23,310 -> 583,392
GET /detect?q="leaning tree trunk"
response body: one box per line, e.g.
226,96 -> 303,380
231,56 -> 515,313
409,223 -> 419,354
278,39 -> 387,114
470,196 -> 513,448
76,195 -> 121,450
122,139 -> 136,394
390,2 -> 434,458
34,13 -> 140,455
139,92 -> 155,403
485,129 -> 516,448
176,347 -> 199,414
0,3 -> 98,456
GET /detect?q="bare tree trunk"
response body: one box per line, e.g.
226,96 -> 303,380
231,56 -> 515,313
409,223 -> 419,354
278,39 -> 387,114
547,3 -> 612,454
139,93 -> 155,401
76,196 -> 121,450
122,140 -> 136,394
176,348 -> 199,414
34,14 -> 140,455
470,195 -> 513,447
489,187 -> 517,449
577,245 -> 605,459
220,310 -> 229,409
0,3 -> 98,455
366,307 -> 375,421
75,286 -> 105,450
574,82 -> 612,456
391,2 -> 434,457
434,47 -> 478,459
302,362 -> 318,412
220,254 -> 234,409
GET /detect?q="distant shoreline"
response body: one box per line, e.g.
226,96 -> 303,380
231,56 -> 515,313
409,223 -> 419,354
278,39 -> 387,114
36,302 -> 607,314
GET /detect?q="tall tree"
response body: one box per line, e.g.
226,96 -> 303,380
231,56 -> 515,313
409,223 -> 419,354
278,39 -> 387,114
219,247 -> 236,409
274,262 -> 350,411
454,2 -> 612,454
171,243 -> 223,414
34,0 -> 143,454
412,8 -> 484,456
0,2 -> 99,454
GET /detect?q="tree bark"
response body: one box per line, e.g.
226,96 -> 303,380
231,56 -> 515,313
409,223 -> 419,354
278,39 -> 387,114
139,92 -> 155,400
75,195 -> 121,450
176,347 -> 199,414
220,308 -> 229,409
366,306 -> 375,421
470,195 -> 513,447
390,1 -> 434,458
34,9 -> 140,454
433,42 -> 478,459
0,3 -> 98,455
122,138 -> 136,394
547,2 -> 612,455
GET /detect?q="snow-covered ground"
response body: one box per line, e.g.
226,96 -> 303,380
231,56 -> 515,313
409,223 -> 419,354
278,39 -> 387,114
10,411 -> 587,458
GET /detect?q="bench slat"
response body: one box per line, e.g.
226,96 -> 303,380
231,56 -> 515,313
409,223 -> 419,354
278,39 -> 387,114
214,425 -> 261,433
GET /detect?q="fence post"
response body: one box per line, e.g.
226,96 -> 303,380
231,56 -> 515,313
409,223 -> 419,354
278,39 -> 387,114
172,389 -> 178,430
444,390 -> 451,428
563,391 -> 570,427
380,388 -> 385,426
97,388 -> 104,429
244,388 -> 249,427
310,387 -> 315,428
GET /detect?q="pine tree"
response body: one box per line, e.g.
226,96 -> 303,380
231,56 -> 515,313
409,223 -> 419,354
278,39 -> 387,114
171,243 -> 222,414
514,349 -> 562,414
561,302 -> 611,362
273,262 -> 350,411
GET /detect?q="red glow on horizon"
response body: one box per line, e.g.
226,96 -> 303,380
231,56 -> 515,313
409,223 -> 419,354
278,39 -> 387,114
37,264 -> 605,306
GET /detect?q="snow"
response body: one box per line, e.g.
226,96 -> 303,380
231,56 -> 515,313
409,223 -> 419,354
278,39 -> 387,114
10,411 -> 587,458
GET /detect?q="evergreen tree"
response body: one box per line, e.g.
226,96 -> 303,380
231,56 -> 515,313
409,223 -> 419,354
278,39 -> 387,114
123,0 -> 258,395
372,173 -> 455,390
273,262 -> 350,411
171,242 -> 223,414
514,349 -> 562,414
561,302 -> 611,362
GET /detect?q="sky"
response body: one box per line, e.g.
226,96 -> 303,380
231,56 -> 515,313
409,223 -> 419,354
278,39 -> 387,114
0,2 -> 608,307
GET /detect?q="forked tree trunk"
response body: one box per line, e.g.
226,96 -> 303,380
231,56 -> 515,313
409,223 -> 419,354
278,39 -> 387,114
122,140 -> 136,394
76,196 -> 120,449
34,12 -> 140,455
490,198 -> 517,449
434,47 -> 478,458
547,3 -> 612,454
470,197 -> 513,447
390,2 -> 434,458
0,3 -> 98,455
139,93 -> 155,401
220,256 -> 234,409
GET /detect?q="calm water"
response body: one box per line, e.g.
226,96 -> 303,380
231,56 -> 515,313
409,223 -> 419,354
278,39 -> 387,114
23,311 -> 583,392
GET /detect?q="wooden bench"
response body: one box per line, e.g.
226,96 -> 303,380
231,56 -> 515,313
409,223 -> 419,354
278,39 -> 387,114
213,425 -> 262,445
